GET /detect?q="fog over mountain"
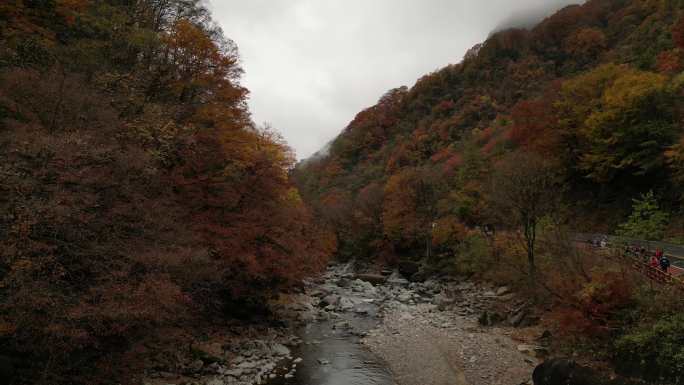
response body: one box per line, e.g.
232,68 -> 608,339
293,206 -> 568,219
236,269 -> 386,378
493,0 -> 586,32
210,0 -> 583,159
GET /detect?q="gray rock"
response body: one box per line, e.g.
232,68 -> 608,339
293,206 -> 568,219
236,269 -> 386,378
270,343 -> 290,357
224,368 -> 244,377
187,359 -> 204,373
508,309 -> 527,327
387,271 -> 410,287
496,286 -> 511,296
320,294 -> 340,307
333,320 -> 351,330
397,293 -> 412,303
355,273 -> 386,285
236,360 -> 258,369
422,280 -> 442,294
338,297 -> 355,310
433,292 -> 454,311
204,362 -> 221,374
317,358 -> 331,365
351,279 -> 376,294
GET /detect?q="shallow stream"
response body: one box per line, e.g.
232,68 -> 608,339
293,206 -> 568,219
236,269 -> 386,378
271,272 -> 395,385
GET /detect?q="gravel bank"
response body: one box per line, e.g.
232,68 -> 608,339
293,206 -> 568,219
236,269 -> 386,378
363,279 -> 539,385
364,304 -> 536,385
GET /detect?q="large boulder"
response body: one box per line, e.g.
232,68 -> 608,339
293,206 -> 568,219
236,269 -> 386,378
433,292 -> 455,311
397,261 -> 420,279
337,297 -> 356,311
350,279 -> 376,295
319,294 -> 340,308
532,359 -> 600,385
386,271 -> 409,287
355,273 -> 386,285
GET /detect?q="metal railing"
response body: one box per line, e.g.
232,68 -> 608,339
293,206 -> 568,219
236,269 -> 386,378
573,233 -> 684,287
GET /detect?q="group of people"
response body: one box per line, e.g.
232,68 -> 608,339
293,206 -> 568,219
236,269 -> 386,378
650,248 -> 671,273
627,245 -> 672,273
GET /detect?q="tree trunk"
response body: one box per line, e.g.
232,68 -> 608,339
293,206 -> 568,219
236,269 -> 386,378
528,243 -> 536,284
49,68 -> 66,132
524,216 -> 537,286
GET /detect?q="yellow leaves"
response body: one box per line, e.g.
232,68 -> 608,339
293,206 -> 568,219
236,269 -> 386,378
557,63 -> 677,182
282,187 -> 304,206
560,64 -> 668,122
603,71 -> 667,110
583,68 -> 667,140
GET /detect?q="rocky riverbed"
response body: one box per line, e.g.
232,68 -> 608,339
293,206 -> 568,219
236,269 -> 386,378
144,263 -> 545,385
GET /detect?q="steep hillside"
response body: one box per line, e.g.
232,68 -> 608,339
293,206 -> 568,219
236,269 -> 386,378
0,2 -> 334,384
294,0 -> 684,262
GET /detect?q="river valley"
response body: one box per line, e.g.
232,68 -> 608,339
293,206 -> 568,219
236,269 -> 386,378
144,264 -> 542,385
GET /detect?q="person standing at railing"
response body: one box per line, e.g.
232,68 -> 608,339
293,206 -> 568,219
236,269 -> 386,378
650,255 -> 660,269
660,255 -> 671,273
655,248 -> 664,259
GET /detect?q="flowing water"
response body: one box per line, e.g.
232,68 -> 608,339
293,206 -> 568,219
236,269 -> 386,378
271,270 -> 396,385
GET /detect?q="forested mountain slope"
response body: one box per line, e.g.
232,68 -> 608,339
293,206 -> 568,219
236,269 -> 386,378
0,2 -> 334,384
294,0 -> 684,262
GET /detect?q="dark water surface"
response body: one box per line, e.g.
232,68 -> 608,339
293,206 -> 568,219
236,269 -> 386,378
271,289 -> 395,385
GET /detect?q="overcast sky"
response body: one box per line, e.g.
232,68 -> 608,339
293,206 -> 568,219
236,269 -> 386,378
209,0 -> 581,159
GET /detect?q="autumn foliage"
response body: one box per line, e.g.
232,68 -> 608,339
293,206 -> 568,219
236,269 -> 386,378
0,1 -> 333,384
294,0 -> 684,267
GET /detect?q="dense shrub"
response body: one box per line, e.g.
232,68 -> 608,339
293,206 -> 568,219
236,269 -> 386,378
614,314 -> 684,382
